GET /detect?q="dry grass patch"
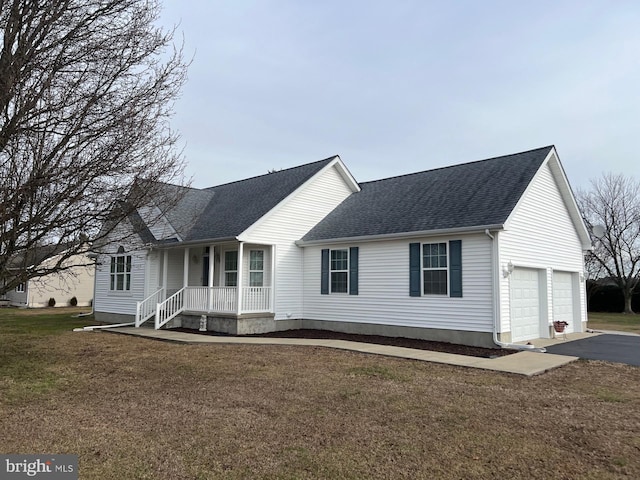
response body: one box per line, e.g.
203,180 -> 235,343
1,311 -> 639,479
588,312 -> 640,334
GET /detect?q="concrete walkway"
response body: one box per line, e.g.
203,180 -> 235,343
104,327 -> 588,376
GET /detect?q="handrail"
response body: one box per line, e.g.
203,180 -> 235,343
135,288 -> 165,327
155,287 -> 185,330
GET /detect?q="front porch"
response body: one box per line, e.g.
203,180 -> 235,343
135,241 -> 275,330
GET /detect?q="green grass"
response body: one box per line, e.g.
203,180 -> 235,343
0,308 -> 96,403
588,312 -> 640,334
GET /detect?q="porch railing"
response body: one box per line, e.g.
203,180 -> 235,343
146,286 -> 273,330
155,287 -> 185,330
135,288 -> 164,327
242,286 -> 272,313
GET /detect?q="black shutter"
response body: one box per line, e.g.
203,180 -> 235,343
321,249 -> 329,294
409,243 -> 421,297
349,247 -> 359,295
449,240 -> 462,297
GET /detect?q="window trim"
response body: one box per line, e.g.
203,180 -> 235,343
224,250 -> 238,287
330,248 -> 349,294
109,249 -> 132,292
248,249 -> 264,287
15,282 -> 25,293
422,242 -> 449,296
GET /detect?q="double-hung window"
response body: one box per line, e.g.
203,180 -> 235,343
330,249 -> 349,293
422,243 -> 448,295
321,247 -> 358,295
110,247 -> 132,291
409,240 -> 462,298
224,251 -> 238,287
249,250 -> 264,287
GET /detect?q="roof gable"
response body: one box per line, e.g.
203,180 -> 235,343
154,156 -> 339,242
302,146 -> 554,242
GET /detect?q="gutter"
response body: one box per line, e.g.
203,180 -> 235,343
296,224 -> 506,247
484,229 -> 546,353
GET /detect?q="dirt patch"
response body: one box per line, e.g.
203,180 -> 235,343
174,328 -> 517,358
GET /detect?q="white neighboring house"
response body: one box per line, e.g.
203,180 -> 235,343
94,146 -> 591,348
3,247 -> 95,308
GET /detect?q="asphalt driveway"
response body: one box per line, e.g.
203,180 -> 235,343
545,334 -> 640,366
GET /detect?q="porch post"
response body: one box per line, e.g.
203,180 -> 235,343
236,242 -> 244,315
162,249 -> 168,296
270,245 -> 276,313
208,245 -> 215,311
183,247 -> 189,288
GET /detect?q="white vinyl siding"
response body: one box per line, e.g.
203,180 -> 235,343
93,219 -> 147,317
499,158 -> 586,336
303,234 -> 493,332
240,163 -> 356,320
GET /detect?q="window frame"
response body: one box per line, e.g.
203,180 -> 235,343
330,248 -> 349,294
15,282 -> 25,293
109,250 -> 132,292
422,242 -> 449,296
248,250 -> 264,287
224,250 -> 238,287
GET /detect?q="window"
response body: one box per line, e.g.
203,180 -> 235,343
249,250 -> 264,287
409,240 -> 462,298
110,247 -> 132,291
321,247 -> 358,295
423,243 -> 448,295
224,250 -> 238,287
15,282 -> 25,293
330,249 -> 349,293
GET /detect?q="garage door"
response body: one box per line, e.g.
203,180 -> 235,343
553,272 -> 575,333
511,268 -> 541,342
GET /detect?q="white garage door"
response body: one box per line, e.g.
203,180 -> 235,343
553,272 -> 575,333
511,268 -> 541,342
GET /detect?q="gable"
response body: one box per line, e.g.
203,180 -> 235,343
504,149 -> 590,250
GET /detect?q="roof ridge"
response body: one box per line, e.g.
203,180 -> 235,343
204,155 -> 338,190
360,146 -> 554,186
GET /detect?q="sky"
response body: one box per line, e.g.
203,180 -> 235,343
157,0 -> 640,191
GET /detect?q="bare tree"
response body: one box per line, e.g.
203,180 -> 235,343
577,173 -> 640,314
0,0 -> 188,295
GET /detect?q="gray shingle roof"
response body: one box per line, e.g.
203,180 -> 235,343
154,156 -> 337,242
301,146 -> 553,242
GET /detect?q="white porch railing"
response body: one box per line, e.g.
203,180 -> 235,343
146,286 -> 273,330
135,288 -> 164,327
242,286 -> 272,313
155,287 -> 185,330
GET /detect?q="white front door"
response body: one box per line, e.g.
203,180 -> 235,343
511,268 -> 541,342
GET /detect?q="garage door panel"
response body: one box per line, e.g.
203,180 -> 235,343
511,268 -> 541,342
553,272 -> 575,333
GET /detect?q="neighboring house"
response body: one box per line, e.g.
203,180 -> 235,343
2,246 -> 95,308
94,146 -> 591,348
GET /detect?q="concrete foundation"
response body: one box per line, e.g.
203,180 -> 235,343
94,311 -> 135,324
180,312 -> 276,335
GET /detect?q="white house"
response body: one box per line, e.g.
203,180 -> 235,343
3,246 -> 95,308
93,146 -> 591,348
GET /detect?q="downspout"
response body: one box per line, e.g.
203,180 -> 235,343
485,229 -> 544,352
75,254 -> 98,318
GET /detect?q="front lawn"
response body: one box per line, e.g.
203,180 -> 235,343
1,309 -> 639,479
588,312 -> 640,334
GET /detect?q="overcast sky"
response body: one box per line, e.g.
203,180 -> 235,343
158,0 -> 640,191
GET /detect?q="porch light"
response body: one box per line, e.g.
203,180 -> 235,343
503,261 -> 514,278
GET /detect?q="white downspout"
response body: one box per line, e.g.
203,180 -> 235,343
485,229 -> 544,352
